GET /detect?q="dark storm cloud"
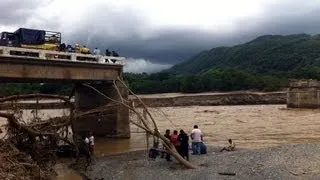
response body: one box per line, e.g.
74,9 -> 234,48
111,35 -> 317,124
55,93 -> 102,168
89,29 -> 221,64
234,5 -> 320,37
64,4 -> 230,64
0,0 -> 49,26
63,1 -> 320,65
71,28 -> 223,64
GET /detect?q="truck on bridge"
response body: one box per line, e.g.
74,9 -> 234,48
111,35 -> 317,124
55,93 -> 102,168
0,28 -> 61,51
0,28 -> 124,65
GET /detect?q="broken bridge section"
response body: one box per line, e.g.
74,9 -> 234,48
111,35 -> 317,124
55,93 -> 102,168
0,53 -> 130,138
287,79 -> 320,108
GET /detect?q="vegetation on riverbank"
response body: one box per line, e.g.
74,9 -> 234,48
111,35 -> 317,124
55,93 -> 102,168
124,70 -> 287,94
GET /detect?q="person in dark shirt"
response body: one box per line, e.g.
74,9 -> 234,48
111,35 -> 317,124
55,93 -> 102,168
59,43 -> 66,52
161,129 -> 172,161
66,44 -> 73,52
77,135 -> 91,166
111,50 -> 119,57
105,49 -> 111,56
178,129 -> 189,161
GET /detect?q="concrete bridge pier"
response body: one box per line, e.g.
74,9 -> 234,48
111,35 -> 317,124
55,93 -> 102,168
73,82 -> 130,138
287,79 -> 320,108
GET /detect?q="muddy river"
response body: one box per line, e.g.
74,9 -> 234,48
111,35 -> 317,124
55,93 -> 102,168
1,104 -> 320,152
1,104 -> 320,179
130,105 -> 320,150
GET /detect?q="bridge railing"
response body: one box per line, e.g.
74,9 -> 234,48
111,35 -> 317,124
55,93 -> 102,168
0,46 -> 125,65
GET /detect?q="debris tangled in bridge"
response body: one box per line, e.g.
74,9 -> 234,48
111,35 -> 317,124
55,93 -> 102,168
0,139 -> 55,180
0,78 -> 198,179
0,94 -> 76,180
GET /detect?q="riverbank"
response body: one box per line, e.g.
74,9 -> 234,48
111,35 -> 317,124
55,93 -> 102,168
76,143 -> 320,180
0,91 -> 286,109
132,91 -> 286,107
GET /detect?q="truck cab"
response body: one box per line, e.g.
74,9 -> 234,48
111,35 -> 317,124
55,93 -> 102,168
0,32 -> 15,46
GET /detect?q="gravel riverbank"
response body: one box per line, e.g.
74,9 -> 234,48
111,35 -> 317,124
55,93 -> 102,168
75,143 -> 320,180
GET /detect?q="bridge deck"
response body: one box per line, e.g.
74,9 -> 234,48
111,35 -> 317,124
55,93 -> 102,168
0,47 -> 125,82
0,46 -> 125,65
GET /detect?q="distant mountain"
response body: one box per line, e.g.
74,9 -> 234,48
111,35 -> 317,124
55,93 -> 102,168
168,34 -> 320,76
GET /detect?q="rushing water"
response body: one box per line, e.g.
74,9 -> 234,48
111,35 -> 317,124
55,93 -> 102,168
2,105 -> 320,179
2,104 -> 320,152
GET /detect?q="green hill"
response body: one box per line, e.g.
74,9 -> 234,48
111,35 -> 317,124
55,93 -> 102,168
124,34 -> 320,94
169,34 -> 320,77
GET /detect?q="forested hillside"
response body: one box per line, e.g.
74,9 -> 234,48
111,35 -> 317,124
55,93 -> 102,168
125,34 -> 320,93
169,34 -> 320,77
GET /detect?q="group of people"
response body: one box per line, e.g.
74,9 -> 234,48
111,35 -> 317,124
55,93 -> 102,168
93,48 -> 119,57
150,125 -> 236,161
155,125 -> 206,162
59,43 -> 120,57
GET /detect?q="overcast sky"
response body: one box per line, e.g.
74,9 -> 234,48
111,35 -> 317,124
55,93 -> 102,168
1,0 -> 320,72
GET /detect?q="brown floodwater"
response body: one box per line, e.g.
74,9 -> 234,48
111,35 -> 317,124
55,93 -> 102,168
2,105 -> 320,179
151,105 -> 320,149
114,104 -> 320,151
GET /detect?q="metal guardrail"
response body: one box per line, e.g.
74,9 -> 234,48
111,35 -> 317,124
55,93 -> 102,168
0,46 -> 125,65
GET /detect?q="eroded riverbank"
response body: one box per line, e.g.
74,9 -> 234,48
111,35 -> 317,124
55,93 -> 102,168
0,91 -> 286,109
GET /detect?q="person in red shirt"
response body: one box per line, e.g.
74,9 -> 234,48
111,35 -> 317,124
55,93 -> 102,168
171,130 -> 181,156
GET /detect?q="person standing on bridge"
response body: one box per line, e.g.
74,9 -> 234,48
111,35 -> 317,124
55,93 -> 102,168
66,44 -> 74,52
105,49 -> 111,56
111,50 -> 119,57
93,47 -> 101,55
75,44 -> 81,53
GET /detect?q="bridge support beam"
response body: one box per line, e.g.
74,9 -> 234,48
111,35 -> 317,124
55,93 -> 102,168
73,82 -> 130,138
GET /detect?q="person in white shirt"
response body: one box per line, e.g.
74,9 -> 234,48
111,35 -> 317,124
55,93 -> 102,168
84,137 -> 90,144
191,125 -> 203,155
82,135 -> 91,165
93,48 -> 101,55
